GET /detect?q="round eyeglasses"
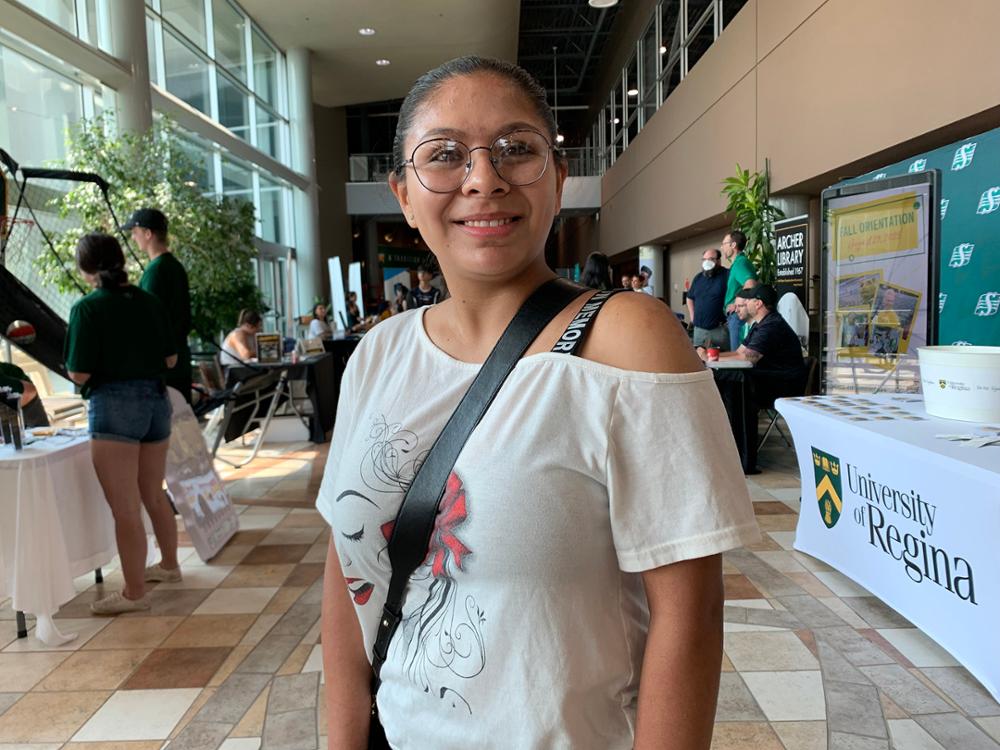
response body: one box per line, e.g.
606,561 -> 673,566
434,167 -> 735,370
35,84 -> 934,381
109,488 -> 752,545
395,129 -> 555,194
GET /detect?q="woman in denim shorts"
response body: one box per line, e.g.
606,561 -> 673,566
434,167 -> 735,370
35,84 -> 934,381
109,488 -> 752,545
64,233 -> 181,615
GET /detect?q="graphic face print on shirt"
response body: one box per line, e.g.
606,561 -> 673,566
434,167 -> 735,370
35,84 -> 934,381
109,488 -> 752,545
332,414 -> 486,715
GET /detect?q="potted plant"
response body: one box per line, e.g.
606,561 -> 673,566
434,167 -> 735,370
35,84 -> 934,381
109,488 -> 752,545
721,161 -> 785,284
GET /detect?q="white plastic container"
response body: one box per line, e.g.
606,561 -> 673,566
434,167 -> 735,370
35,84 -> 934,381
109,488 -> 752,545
917,346 -> 1000,422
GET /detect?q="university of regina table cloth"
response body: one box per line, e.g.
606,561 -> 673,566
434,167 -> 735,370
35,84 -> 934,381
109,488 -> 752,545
777,393 -> 1000,702
0,435 -> 117,643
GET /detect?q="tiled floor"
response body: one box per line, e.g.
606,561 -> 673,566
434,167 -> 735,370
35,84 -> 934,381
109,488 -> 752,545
1,436 -> 998,750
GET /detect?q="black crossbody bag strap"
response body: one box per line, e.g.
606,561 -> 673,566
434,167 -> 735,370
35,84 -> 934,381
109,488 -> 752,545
550,288 -> 627,356
369,278 -> 587,694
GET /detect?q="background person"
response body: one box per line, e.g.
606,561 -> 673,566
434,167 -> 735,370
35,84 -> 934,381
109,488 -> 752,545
686,248 -> 729,349
580,251 -> 612,291
318,55 -> 757,750
64,233 -> 181,614
392,283 -> 409,314
721,230 -> 757,350
309,303 -> 332,338
405,264 -> 443,308
221,309 -> 262,367
127,208 -> 192,404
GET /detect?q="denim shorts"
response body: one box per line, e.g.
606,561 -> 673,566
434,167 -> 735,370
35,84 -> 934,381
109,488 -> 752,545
88,379 -> 172,444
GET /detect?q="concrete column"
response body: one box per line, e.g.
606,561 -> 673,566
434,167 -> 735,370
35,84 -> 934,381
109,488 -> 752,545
287,47 -> 322,309
638,244 -> 666,300
109,0 -> 152,134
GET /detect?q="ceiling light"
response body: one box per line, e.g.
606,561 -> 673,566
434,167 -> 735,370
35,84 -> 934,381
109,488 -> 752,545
376,58 -> 391,66
627,88 -> 639,97
555,134 -> 565,143
612,117 -> 620,124
660,45 -> 667,54
588,0 -> 619,7
358,27 -> 376,36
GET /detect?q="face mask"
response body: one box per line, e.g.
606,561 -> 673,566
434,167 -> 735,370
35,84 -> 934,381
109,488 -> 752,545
702,260 -> 715,272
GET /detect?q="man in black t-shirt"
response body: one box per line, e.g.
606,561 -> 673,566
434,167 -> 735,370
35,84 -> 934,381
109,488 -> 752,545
686,248 -> 730,349
405,265 -> 442,309
699,285 -> 803,373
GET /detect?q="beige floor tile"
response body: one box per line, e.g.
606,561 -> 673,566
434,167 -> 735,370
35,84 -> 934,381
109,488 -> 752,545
771,721 -> 827,750
169,688 -> 216,739
191,545 -> 253,568
259,527 -> 323,546
236,514 -> 289,532
219,565 -> 295,589
193,588 -> 278,616
742,672 -> 826,722
2,619 -> 111,653
766,531 -> 796,551
277,644 -> 314,676
751,550 -> 808,574
65,742 -> 164,750
278,511 -> 326,528
0,691 -> 110,743
83,618 -> 184,651
153,566 -> 235,590
709,722 -> 783,749
791,551 -> 833,573
36,650 -> 149,691
238,615 -> 281,648
724,631 -> 819,672
219,739 -> 261,750
207,644 -> 254,688
812,570 -> 873,598
785,572 -> 835,598
72,688 -> 200,741
721,653 -> 735,672
887,719 -> 946,749
300,644 -> 324,685
263,587 -> 306,615
726,599 -> 773,610
879,692 -> 909,720
161,615 -> 257,648
0,653 -> 70,691
301,542 -> 328,564
0,743 -> 62,750
230,685 -> 269,738
976,717 -> 1000,743
876,629 -> 960,668
816,597 -> 870,629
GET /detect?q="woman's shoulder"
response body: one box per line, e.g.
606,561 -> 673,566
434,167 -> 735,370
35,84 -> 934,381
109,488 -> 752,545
580,291 -> 703,375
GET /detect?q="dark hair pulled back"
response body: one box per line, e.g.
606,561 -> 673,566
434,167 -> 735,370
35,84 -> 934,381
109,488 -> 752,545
392,56 -> 559,175
238,309 -> 262,327
581,252 -> 612,291
75,232 -> 128,289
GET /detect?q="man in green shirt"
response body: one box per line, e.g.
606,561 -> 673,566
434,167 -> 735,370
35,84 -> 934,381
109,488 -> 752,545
125,208 -> 193,403
721,229 -> 757,350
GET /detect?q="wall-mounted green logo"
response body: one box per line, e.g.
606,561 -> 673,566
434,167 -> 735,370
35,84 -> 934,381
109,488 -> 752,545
812,447 -> 843,529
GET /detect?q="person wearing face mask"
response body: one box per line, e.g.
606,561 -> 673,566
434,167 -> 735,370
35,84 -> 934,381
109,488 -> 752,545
686,248 -> 730,349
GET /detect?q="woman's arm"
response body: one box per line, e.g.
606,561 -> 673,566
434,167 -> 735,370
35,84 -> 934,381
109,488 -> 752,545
634,554 -> 724,750
321,538 -> 373,750
232,332 -> 256,360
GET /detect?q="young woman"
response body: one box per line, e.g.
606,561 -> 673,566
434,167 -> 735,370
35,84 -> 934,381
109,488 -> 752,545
391,283 -> 409,314
309,303 -> 332,338
64,233 -> 182,614
220,309 -> 262,367
317,57 -> 757,749
581,251 -> 613,291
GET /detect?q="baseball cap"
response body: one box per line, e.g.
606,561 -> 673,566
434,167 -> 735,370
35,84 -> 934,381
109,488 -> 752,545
737,284 -> 778,308
122,208 -> 168,233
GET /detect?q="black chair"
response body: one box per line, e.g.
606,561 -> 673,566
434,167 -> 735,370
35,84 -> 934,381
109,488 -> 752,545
758,356 -> 817,450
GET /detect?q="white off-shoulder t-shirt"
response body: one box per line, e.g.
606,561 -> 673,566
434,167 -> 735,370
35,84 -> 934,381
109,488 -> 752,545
316,306 -> 759,750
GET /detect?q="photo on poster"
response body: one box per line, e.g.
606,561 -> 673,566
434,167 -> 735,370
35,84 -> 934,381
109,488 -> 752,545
870,282 -> 922,346
868,325 -> 902,357
836,270 -> 883,309
837,311 -> 870,352
255,332 -> 282,364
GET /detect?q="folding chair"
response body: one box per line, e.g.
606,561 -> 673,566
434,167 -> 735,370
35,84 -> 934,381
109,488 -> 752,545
758,356 -> 818,450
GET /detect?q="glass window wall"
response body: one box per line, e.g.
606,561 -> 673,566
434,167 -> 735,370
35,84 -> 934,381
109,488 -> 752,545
251,29 -> 278,108
212,0 -> 247,82
161,0 -> 207,51
163,28 -> 210,115
217,69 -> 250,142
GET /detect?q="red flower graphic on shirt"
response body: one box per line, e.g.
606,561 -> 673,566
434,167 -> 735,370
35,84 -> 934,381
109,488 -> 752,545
380,471 -> 471,578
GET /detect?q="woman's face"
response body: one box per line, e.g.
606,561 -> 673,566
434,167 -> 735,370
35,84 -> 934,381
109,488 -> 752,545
316,305 -> 326,318
630,276 -> 643,290
389,73 -> 566,284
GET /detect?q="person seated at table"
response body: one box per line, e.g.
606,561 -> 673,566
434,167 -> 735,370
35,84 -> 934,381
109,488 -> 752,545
221,309 -> 263,367
0,362 -> 49,428
736,279 -> 758,345
703,283 -> 807,415
63,232 -> 182,615
309,303 -> 332,339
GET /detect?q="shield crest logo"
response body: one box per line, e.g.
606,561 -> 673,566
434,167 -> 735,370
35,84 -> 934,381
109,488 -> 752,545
939,379 -> 947,389
812,448 -> 843,529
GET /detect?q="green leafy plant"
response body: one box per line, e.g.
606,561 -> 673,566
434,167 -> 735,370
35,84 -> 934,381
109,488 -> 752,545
721,161 -> 785,284
40,115 -> 262,343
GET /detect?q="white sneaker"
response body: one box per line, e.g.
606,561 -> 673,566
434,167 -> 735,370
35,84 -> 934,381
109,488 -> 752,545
144,564 -> 182,583
90,591 -> 151,615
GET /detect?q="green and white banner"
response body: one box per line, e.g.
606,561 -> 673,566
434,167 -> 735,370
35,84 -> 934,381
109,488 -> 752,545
840,128 -> 1000,345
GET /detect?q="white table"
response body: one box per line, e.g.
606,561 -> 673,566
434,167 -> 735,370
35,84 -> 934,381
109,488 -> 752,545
0,434 -> 117,645
777,394 -> 1000,701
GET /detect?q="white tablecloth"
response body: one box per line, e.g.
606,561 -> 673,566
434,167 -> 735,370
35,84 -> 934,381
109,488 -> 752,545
0,435 -> 116,617
777,394 -> 1000,701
